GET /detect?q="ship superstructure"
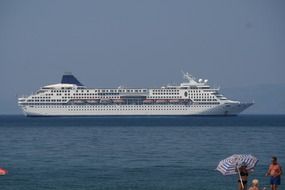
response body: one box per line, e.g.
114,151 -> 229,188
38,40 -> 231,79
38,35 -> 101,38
18,72 -> 253,116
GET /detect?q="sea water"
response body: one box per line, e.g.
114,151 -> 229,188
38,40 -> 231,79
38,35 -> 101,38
0,115 -> 284,190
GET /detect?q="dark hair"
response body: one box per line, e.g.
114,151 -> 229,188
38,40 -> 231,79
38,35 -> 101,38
272,156 -> 277,161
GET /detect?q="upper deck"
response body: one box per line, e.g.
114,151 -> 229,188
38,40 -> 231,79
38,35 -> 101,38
18,72 -> 234,106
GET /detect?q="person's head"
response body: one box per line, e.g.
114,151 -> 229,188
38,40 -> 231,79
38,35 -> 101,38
252,179 -> 259,187
272,156 -> 277,164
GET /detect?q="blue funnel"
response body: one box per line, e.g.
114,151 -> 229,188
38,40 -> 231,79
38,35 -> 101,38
61,73 -> 84,86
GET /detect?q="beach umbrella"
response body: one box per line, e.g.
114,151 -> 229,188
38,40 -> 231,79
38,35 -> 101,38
216,154 -> 258,175
216,154 -> 258,189
0,168 -> 8,175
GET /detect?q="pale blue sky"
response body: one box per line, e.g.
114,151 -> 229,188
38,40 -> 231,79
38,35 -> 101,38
0,0 -> 284,114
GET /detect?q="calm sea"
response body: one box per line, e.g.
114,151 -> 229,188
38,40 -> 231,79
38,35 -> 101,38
0,115 -> 284,190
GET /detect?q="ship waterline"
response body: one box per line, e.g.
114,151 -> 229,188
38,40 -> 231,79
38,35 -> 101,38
18,73 -> 253,116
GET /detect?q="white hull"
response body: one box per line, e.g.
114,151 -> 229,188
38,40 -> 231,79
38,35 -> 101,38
20,103 -> 253,117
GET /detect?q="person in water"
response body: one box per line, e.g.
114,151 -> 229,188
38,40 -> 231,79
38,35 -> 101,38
236,162 -> 249,190
266,156 -> 282,190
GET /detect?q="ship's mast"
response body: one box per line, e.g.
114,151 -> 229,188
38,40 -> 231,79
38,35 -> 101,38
183,72 -> 196,83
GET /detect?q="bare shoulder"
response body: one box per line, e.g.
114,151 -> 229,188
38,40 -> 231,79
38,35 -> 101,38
248,187 -> 259,190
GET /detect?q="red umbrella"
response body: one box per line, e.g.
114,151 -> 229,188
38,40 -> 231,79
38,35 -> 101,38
0,168 -> 8,175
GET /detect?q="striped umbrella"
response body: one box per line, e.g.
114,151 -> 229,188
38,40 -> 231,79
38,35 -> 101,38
216,154 -> 258,175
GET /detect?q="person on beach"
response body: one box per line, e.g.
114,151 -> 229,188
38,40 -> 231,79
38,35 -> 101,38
266,156 -> 282,190
248,179 -> 260,190
236,162 -> 249,190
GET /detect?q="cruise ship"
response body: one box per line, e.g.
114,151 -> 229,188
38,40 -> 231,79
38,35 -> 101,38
18,72 -> 253,116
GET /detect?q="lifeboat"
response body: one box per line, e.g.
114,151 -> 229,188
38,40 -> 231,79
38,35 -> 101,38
143,99 -> 154,104
86,99 -> 99,104
113,99 -> 125,104
156,99 -> 168,104
169,99 -> 180,103
100,99 -> 112,104
72,99 -> 84,104
0,168 -> 8,175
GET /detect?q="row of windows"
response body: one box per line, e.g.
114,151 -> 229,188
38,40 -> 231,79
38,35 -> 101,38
26,104 -> 192,107
153,93 -> 179,95
148,96 -> 182,99
51,90 -> 70,93
48,89 -> 217,94
189,93 -> 214,96
190,90 -> 203,93
67,108 -> 188,111
193,99 -> 218,102
27,97 -> 219,103
27,99 -> 65,102
31,96 -> 218,101
26,103 -> 217,108
32,97 -> 51,99
191,96 -> 215,99
153,89 -> 179,92
22,102 -> 193,106
71,96 -> 120,99
52,89 -> 220,94
31,106 -> 188,110
31,96 -> 185,100
29,105 -> 215,109
30,96 -> 122,100
49,88 -> 215,94
50,92 -> 221,97
49,89 -> 148,93
195,102 -> 220,105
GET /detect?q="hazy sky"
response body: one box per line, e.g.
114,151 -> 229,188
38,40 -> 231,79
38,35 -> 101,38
0,0 -> 285,114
